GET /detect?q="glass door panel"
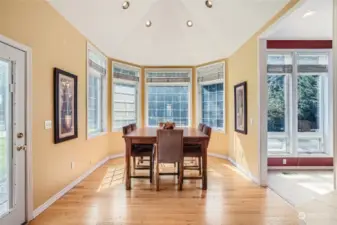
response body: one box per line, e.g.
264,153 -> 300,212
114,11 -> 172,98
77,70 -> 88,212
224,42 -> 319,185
267,54 -> 291,155
0,59 -> 12,218
297,53 -> 327,154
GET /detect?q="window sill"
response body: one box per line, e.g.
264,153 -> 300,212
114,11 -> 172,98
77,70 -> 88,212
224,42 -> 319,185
111,128 -> 123,133
268,153 -> 332,158
87,131 -> 108,140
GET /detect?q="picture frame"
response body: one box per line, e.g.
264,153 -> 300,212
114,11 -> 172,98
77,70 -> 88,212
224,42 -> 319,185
54,68 -> 78,143
234,81 -> 247,134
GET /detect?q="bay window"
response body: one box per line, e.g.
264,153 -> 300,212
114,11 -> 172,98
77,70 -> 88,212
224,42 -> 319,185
196,63 -> 225,130
87,43 -> 107,138
267,51 -> 331,156
145,69 -> 192,127
112,63 -> 140,129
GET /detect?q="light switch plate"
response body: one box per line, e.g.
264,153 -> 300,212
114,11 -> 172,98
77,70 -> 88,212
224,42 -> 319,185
45,120 -> 52,129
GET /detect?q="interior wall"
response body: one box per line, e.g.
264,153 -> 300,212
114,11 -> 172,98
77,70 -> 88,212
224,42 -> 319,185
0,0 -> 112,208
227,0 -> 300,180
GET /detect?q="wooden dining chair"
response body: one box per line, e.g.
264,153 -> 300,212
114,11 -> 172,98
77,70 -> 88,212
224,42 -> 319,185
154,129 -> 184,191
123,124 -> 154,183
130,123 -> 137,131
183,125 -> 212,179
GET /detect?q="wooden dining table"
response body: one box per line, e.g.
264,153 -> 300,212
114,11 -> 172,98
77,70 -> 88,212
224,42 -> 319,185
123,127 -> 209,190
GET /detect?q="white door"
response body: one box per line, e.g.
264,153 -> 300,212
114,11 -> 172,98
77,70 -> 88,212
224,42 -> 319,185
0,41 -> 26,225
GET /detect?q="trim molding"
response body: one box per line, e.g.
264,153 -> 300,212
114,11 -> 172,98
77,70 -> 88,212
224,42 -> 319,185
207,153 -> 260,185
207,152 -> 228,160
32,153 -> 124,219
268,166 -> 333,170
0,34 -> 35,221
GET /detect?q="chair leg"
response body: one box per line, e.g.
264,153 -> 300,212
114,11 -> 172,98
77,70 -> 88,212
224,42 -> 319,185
156,159 -> 160,191
132,157 -> 136,174
178,160 -> 183,191
198,157 -> 202,176
150,155 -> 153,184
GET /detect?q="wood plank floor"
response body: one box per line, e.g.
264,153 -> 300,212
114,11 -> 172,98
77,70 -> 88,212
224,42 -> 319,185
29,157 -> 301,225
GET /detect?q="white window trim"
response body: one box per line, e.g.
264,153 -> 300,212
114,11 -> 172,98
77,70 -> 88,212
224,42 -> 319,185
111,62 -> 141,131
86,42 -> 108,139
195,62 -> 226,132
266,49 -> 333,157
145,68 -> 192,127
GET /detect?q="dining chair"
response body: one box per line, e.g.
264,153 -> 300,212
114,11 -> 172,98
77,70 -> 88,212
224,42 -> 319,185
183,125 -> 212,181
184,123 -> 205,174
130,123 -> 137,131
154,129 -> 184,191
122,124 -> 153,183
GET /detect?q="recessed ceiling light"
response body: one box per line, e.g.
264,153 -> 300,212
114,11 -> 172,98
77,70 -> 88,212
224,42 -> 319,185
145,20 -> 152,27
187,20 -> 193,27
122,1 -> 130,10
205,0 -> 213,8
302,10 -> 316,18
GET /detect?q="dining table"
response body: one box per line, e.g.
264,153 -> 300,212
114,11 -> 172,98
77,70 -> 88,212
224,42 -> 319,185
123,127 -> 209,190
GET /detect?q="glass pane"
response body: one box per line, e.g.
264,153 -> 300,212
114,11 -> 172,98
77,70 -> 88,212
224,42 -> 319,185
267,75 -> 286,132
113,83 -> 137,128
88,75 -> 102,134
298,138 -> 323,153
147,86 -> 189,127
267,138 -> 287,153
0,59 -> 12,217
297,75 -> 320,132
201,83 -> 224,129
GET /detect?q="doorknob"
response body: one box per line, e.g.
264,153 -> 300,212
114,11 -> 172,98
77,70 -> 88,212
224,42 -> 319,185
17,133 -> 24,138
17,145 -> 27,151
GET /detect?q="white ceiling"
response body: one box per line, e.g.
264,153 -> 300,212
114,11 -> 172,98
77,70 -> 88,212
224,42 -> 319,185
48,0 -> 290,65
262,0 -> 333,39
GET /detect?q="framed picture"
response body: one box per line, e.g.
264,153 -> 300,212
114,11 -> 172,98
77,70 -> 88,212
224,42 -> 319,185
234,81 -> 247,134
54,68 -> 78,143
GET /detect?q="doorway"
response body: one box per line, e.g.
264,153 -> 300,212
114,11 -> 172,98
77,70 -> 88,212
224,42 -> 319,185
0,40 -> 27,225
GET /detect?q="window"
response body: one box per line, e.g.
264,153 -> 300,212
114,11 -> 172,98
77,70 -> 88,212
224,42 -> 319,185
267,52 -> 331,156
87,43 -> 107,138
196,63 -> 225,130
112,63 -> 140,129
145,69 -> 192,127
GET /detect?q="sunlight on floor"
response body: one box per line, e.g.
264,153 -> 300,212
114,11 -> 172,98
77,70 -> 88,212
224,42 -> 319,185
268,170 -> 334,206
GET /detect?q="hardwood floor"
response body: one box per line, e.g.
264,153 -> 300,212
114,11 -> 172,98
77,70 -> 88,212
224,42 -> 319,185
29,157 -> 300,225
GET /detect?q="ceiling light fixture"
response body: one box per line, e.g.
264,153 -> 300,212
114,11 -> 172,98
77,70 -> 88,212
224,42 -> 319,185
205,0 -> 213,8
187,20 -> 193,27
145,20 -> 152,27
302,10 -> 316,18
122,1 -> 130,10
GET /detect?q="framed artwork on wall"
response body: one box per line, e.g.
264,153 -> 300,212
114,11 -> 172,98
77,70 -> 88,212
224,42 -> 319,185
54,68 -> 78,143
234,81 -> 247,134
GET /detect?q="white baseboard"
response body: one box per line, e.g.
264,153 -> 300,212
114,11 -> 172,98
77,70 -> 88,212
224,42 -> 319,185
33,153 -> 123,218
226,157 -> 260,185
207,152 -> 228,160
268,166 -> 333,170
207,153 -> 260,185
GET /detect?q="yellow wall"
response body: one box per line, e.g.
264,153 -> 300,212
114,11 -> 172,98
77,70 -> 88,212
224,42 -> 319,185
0,0 -> 112,208
227,0 -> 300,179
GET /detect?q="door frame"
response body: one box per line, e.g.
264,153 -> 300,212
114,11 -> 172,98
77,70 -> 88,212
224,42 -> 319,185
0,34 -> 33,221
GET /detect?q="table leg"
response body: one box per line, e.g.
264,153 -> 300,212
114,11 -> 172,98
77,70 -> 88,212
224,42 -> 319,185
202,140 -> 207,190
125,138 -> 131,190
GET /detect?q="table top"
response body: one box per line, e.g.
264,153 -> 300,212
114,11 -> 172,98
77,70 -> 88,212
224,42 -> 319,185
123,127 -> 208,139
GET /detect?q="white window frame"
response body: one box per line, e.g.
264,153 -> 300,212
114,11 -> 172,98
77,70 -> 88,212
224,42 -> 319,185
196,62 -> 226,132
86,42 -> 108,139
111,62 -> 141,131
267,49 -> 333,157
145,68 -> 192,127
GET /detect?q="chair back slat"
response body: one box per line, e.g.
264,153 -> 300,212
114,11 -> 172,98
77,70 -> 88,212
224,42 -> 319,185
202,126 -> 212,149
198,123 -> 205,131
130,123 -> 137,131
157,129 -> 183,163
